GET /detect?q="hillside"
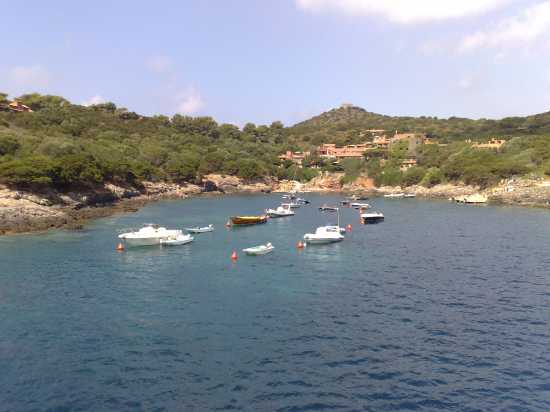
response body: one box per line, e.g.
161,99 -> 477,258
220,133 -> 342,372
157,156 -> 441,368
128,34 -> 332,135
287,104 -> 550,148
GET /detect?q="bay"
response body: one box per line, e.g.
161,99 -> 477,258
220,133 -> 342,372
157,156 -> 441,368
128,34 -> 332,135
1,194 -> 550,411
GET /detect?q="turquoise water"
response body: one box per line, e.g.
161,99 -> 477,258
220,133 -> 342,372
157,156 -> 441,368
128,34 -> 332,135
1,194 -> 550,411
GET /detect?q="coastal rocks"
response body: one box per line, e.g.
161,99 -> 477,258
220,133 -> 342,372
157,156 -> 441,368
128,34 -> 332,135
376,183 -> 479,199
342,176 -> 375,192
302,172 -> 344,192
141,181 -> 201,199
202,174 -> 274,193
487,177 -> 550,208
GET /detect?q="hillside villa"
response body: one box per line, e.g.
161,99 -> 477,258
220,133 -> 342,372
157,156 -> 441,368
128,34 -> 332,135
471,138 -> 506,150
278,150 -> 310,166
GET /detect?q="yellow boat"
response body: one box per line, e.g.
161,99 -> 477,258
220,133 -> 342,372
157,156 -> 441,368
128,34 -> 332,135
230,215 -> 268,226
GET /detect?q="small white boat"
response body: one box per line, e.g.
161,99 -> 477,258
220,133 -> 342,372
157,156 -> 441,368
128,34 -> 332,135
282,202 -> 301,209
361,211 -> 385,224
266,205 -> 295,218
296,198 -> 310,204
185,224 -> 214,233
403,193 -> 416,198
304,226 -> 345,244
350,202 -> 370,209
160,233 -> 194,246
118,224 -> 182,247
319,204 -> 338,212
384,193 -> 405,198
242,242 -> 275,255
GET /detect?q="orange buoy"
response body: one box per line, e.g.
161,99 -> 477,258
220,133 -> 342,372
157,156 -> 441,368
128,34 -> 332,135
296,240 -> 304,249
116,242 -> 125,252
225,220 -> 232,228
347,224 -> 352,232
231,250 -> 238,260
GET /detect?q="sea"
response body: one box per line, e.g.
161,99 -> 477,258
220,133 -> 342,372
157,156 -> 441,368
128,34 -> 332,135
1,194 -> 549,411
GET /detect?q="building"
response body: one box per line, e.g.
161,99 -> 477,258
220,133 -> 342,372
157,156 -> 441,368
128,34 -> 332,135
372,136 -> 391,149
318,143 -> 371,160
400,158 -> 417,172
472,138 -> 506,150
8,101 -> 33,113
278,150 -> 310,166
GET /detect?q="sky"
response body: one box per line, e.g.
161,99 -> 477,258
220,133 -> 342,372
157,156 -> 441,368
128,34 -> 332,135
2,0 -> 550,126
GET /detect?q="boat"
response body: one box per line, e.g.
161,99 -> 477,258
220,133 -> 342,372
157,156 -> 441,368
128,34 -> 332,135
281,202 -> 301,209
230,215 -> 268,226
349,194 -> 369,201
242,242 -> 275,255
384,193 -> 405,198
266,205 -> 295,218
282,194 -> 296,200
185,224 -> 214,233
118,224 -> 182,247
403,193 -> 416,198
304,226 -> 345,244
319,204 -> 338,212
453,194 -> 488,204
296,198 -> 310,204
160,233 -> 194,246
350,202 -> 370,209
361,211 -> 385,224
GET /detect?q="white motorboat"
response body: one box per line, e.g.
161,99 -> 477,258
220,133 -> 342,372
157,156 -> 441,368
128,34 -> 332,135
384,193 -> 405,198
350,202 -> 370,209
118,224 -> 182,247
361,211 -> 385,224
242,242 -> 275,255
319,204 -> 338,212
403,193 -> 416,198
266,205 -> 295,218
160,233 -> 194,246
296,197 -> 310,204
304,226 -> 345,244
282,202 -> 301,209
185,224 -> 214,233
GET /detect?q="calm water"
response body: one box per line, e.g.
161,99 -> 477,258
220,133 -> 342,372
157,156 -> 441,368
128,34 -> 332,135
1,194 -> 550,411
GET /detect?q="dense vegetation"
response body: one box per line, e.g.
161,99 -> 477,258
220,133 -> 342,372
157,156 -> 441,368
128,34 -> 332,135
0,93 -> 307,191
0,94 -> 548,192
287,105 -> 550,188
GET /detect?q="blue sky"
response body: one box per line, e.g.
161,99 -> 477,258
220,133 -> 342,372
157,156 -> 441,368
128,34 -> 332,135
2,0 -> 550,126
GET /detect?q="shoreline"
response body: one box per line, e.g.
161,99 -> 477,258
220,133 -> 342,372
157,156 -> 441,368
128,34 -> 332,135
1,175 -> 549,236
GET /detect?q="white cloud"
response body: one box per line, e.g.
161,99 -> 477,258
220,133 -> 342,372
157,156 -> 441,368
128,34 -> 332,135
146,55 -> 173,74
175,88 -> 205,115
296,0 -> 511,24
82,95 -> 107,106
8,65 -> 51,91
459,1 -> 550,52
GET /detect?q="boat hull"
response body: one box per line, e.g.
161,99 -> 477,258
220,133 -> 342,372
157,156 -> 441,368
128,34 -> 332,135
122,237 -> 162,247
362,217 -> 384,224
230,216 -> 268,226
304,237 -> 343,244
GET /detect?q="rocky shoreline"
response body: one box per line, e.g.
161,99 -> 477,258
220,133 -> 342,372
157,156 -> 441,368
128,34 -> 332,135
1,173 -> 548,236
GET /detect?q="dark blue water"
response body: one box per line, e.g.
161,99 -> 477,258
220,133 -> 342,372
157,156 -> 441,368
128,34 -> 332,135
1,194 -> 550,411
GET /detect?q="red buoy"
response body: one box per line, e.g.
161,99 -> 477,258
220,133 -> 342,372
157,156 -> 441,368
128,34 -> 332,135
296,240 -> 304,249
347,224 -> 352,232
231,250 -> 238,260
116,242 -> 125,252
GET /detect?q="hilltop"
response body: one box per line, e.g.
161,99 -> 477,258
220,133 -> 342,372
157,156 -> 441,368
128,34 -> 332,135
286,104 -> 550,148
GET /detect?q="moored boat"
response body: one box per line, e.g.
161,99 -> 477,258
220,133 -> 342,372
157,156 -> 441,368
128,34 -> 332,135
118,224 -> 182,247
384,193 -> 405,198
185,224 -> 214,233
350,202 -> 370,209
361,211 -> 385,224
160,233 -> 194,246
319,204 -> 338,212
304,226 -> 345,244
230,215 -> 268,226
242,242 -> 275,255
282,202 -> 301,209
266,205 -> 295,218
